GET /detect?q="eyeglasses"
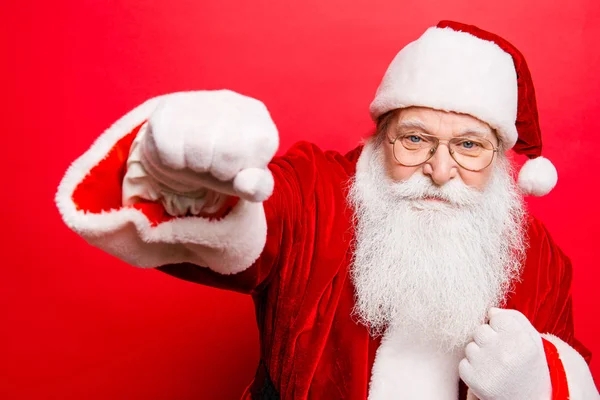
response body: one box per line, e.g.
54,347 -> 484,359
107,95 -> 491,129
388,132 -> 499,172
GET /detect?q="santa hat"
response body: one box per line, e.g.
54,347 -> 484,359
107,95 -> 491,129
370,20 -> 557,196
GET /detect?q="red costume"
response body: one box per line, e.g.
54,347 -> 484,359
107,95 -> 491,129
56,20 -> 598,400
58,127 -> 591,399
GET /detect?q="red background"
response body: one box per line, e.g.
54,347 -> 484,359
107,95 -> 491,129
3,0 -> 599,398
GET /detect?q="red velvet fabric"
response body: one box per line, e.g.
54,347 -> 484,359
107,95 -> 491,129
71,121 -> 175,226
73,130 -> 591,399
72,121 -> 239,224
72,123 -> 141,213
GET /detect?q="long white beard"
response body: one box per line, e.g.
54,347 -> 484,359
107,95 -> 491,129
348,141 -> 527,350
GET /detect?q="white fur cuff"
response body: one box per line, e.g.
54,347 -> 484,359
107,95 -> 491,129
56,94 -> 268,274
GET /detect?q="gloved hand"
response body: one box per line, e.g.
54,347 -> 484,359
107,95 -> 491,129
459,308 -> 552,400
124,90 -> 279,216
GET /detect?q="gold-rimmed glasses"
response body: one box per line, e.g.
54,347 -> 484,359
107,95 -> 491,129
388,132 -> 499,172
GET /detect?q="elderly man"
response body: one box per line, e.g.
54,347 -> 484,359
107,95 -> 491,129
56,21 -> 598,399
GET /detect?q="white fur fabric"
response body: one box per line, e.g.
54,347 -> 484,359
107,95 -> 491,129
56,92 -> 269,274
369,325 -> 464,400
370,27 -> 519,149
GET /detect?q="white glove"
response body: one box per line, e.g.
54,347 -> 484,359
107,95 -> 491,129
125,90 -> 279,215
459,308 -> 552,400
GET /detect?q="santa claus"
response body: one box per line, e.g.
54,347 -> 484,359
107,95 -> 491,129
56,21 -> 598,399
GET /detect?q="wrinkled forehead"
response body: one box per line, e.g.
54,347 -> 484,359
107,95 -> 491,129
392,107 -> 498,141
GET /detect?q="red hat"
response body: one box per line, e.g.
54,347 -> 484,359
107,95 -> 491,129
370,20 -> 557,196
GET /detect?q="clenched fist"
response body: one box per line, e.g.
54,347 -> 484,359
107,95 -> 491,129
139,90 -> 279,205
459,308 -> 551,400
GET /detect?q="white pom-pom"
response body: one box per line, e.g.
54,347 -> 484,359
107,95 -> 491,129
517,156 -> 558,196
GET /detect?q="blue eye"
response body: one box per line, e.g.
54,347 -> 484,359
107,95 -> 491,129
409,135 -> 422,143
462,141 -> 475,149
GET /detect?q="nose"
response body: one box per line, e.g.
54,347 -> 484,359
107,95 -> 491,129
422,143 -> 459,186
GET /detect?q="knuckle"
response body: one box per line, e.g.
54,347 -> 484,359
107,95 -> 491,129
245,131 -> 278,166
211,162 -> 240,182
458,358 -> 472,377
475,325 -> 495,343
184,134 -> 213,173
494,316 -> 518,333
212,149 -> 244,182
498,347 -> 519,367
465,342 -> 479,358
214,144 -> 244,168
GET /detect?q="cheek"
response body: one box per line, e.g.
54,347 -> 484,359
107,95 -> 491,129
383,144 -> 419,181
389,165 -> 419,182
459,167 -> 494,190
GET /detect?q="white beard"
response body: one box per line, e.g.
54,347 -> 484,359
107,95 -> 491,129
348,141 -> 527,350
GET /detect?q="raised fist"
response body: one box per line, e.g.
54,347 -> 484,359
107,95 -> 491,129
139,90 -> 279,204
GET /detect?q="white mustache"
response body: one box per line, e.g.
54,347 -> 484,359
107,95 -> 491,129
385,173 -> 484,207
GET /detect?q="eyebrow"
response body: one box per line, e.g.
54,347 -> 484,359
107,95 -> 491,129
395,120 -> 430,133
394,119 -> 493,138
455,127 -> 493,138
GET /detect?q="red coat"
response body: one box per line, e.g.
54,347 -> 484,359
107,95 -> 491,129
154,141 -> 590,399
58,108 -> 592,399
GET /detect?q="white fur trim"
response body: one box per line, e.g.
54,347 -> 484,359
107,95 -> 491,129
541,334 -> 600,399
56,94 -> 267,274
368,326 -> 463,400
370,26 -> 519,148
517,156 -> 558,196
